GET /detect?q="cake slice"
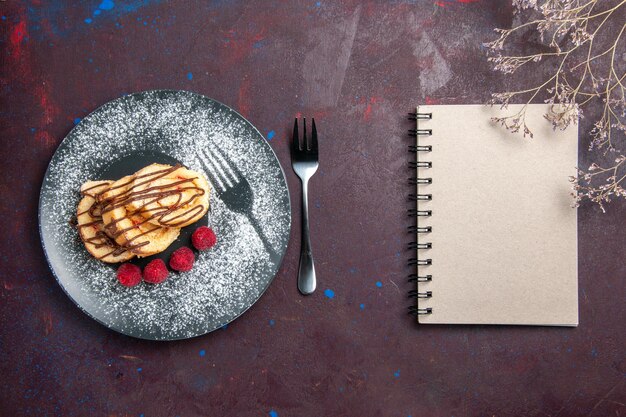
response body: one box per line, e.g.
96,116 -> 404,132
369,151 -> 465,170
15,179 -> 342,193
76,181 -> 134,263
99,175 -> 181,257
125,163 -> 210,228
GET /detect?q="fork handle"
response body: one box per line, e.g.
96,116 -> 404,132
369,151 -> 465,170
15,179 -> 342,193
298,178 -> 316,295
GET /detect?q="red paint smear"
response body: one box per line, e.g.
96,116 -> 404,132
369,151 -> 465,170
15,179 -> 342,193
35,85 -> 58,126
425,96 -> 440,105
237,78 -> 251,118
9,20 -> 27,60
363,97 -> 380,121
295,112 -> 302,119
34,85 -> 60,148
5,9 -> 58,148
6,10 -> 31,80
364,104 -> 373,121
434,1 -> 447,7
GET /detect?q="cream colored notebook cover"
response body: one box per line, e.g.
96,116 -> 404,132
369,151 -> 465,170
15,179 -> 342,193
415,104 -> 578,326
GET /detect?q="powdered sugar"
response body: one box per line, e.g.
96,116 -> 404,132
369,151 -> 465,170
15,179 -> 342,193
39,90 -> 291,340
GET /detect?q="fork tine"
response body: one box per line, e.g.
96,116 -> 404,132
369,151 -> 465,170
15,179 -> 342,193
311,118 -> 318,152
211,146 -> 242,183
300,117 -> 309,151
205,170 -> 223,193
197,151 -> 226,192
205,147 -> 235,187
292,118 -> 299,153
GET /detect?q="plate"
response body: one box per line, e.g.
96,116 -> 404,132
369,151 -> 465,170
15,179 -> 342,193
39,90 -> 291,340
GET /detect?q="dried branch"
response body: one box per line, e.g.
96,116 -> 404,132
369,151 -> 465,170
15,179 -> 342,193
485,0 -> 626,209
570,155 -> 626,212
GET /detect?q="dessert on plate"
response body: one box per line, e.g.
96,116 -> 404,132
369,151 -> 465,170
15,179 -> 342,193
76,163 -> 210,263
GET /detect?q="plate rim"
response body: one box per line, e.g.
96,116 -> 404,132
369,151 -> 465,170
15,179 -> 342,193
38,89 -> 292,341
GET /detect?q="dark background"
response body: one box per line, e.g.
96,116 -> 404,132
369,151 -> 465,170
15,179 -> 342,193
1,1 -> 624,416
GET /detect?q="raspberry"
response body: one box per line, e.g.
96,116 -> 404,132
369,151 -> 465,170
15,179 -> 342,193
191,226 -> 217,251
116,263 -> 142,287
143,259 -> 169,284
169,247 -> 195,272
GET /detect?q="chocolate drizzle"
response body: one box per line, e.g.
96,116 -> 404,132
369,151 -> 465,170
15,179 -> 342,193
76,208 -> 131,260
76,164 -> 207,259
99,164 -> 206,229
81,181 -> 109,195
76,181 -> 132,261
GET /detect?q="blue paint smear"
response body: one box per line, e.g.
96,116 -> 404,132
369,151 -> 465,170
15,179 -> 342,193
591,348 -> 598,357
73,118 -> 81,125
269,319 -> 275,326
316,1 -> 321,6
99,0 -> 115,11
137,367 -> 142,372
267,130 -> 275,140
349,267 -> 357,274
394,369 -> 400,378
221,324 -> 228,329
375,281 -> 382,288
199,349 -> 206,357
359,303 -> 365,310
269,411 -> 278,417
26,1 -> 165,41
187,72 -> 193,80
31,128 -> 36,132
1,16 -> 6,21
324,289 -> 335,299
121,1 -> 162,15
64,1 -> 164,37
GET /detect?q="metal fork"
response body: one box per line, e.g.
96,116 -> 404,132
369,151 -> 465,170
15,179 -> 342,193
196,146 -> 276,258
292,118 -> 319,295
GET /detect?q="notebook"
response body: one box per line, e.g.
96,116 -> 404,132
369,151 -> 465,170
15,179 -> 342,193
410,104 -> 578,326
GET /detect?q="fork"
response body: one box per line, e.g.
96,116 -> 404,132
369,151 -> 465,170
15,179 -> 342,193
196,146 -> 276,259
292,118 -> 319,295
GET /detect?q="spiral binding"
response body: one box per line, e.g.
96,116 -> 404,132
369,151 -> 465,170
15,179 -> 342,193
407,111 -> 433,317
408,112 -> 433,121
408,177 -> 432,185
